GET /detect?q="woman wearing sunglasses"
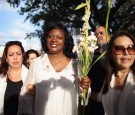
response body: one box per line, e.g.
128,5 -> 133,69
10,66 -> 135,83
102,30 -> 135,115
0,41 -> 28,115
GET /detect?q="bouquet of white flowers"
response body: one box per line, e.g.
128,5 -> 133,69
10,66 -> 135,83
75,0 -> 111,109
75,0 -> 97,108
75,1 -> 111,115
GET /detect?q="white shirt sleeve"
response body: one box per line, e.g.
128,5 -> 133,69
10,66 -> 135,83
18,58 -> 37,115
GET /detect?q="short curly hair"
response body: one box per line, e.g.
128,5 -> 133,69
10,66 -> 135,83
41,22 -> 75,58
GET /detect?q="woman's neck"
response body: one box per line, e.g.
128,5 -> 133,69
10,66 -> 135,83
9,66 -> 22,71
7,66 -> 22,81
48,53 -> 70,72
113,68 -> 130,90
48,53 -> 66,59
115,68 -> 131,76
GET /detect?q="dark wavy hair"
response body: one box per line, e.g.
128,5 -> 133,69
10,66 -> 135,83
41,22 -> 75,58
25,49 -> 39,68
0,41 -> 26,76
102,30 -> 135,94
25,49 -> 39,59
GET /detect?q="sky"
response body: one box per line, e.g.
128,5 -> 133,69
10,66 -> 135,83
0,0 -> 41,56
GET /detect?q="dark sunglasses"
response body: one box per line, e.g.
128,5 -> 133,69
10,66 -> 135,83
6,41 -> 22,46
113,45 -> 135,55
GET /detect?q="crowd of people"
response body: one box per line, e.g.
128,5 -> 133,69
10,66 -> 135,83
0,22 -> 135,115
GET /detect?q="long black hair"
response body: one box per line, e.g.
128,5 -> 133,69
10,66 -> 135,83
41,22 -> 75,58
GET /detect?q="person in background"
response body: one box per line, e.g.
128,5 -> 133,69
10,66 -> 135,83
94,25 -> 110,59
87,26 -> 111,115
0,41 -> 28,115
25,49 -> 39,68
18,22 -> 91,115
102,30 -> 135,115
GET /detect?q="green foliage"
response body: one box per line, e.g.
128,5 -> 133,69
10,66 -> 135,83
75,3 -> 86,10
19,0 -> 85,39
7,0 -> 135,39
7,0 -> 20,7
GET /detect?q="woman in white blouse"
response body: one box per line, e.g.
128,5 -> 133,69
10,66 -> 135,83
102,31 -> 135,115
18,22 -> 90,115
0,41 -> 28,115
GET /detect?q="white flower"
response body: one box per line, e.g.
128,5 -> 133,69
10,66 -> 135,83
90,32 -> 97,41
82,11 -> 91,21
82,22 -> 90,31
88,46 -> 95,53
77,35 -> 85,42
87,36 -> 92,41
79,41 -> 85,47
72,45 -> 78,53
90,43 -> 96,48
77,32 -> 98,52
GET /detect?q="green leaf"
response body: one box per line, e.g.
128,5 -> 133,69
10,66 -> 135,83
74,3 -> 87,10
105,0 -> 111,43
91,51 -> 107,69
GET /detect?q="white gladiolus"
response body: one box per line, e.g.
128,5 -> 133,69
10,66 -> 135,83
77,32 -> 98,53
78,35 -> 84,42
79,42 -> 85,47
90,32 -> 97,41
75,0 -> 109,109
82,22 -> 89,31
75,0 -> 97,108
90,43 -> 96,48
82,12 -> 90,21
72,45 -> 78,53
88,46 -> 95,53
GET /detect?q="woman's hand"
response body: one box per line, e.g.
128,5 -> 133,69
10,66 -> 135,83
26,83 -> 36,95
79,76 -> 91,92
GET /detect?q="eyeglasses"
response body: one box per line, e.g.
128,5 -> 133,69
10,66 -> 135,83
6,41 -> 22,46
113,45 -> 135,55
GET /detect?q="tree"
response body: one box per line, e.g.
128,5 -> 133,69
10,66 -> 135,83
89,0 -> 135,33
15,0 -> 85,39
7,0 -> 20,7
7,0 -> 135,39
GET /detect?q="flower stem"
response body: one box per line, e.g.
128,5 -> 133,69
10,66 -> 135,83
105,0 -> 111,43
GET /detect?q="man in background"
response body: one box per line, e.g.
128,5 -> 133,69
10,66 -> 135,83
86,26 -> 111,115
